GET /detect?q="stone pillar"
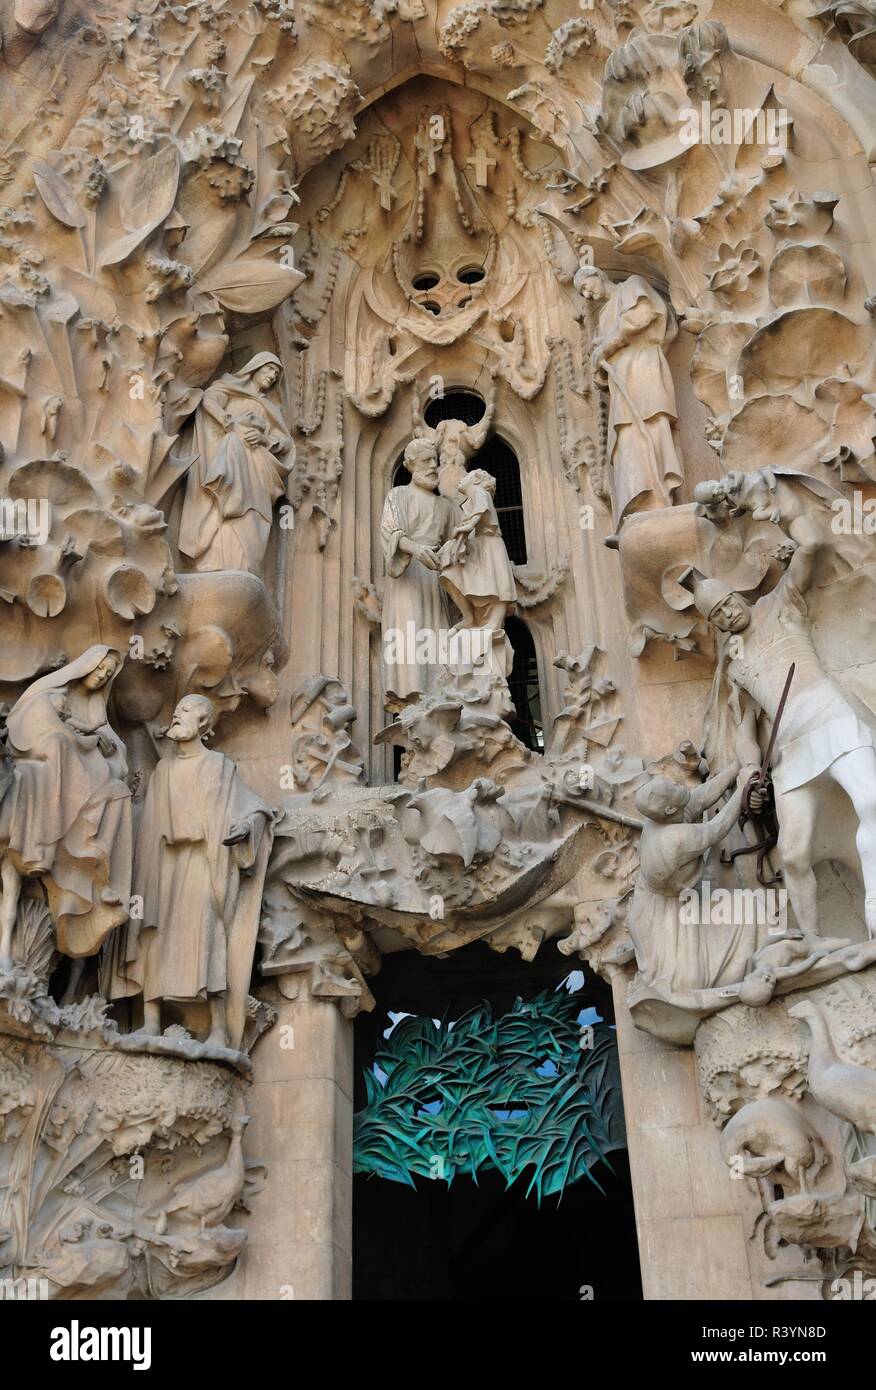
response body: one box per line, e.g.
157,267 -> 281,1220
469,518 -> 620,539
612,972 -> 820,1301
613,971 -> 756,1299
238,995 -> 354,1300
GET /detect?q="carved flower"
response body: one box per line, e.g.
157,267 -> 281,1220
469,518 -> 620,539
83,158 -> 108,205
254,0 -> 296,31
705,242 -> 759,296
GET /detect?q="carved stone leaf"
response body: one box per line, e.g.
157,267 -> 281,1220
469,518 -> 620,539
9,459 -> 96,509
119,145 -> 180,234
32,161 -> 85,230
101,147 -> 180,269
768,243 -> 847,307
58,266 -> 117,324
201,254 -> 304,313
26,572 -> 66,618
100,225 -> 161,270
690,322 -> 750,417
722,395 -> 827,472
105,564 -> 156,620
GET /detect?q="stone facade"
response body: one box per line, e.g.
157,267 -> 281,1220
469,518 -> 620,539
0,0 -> 875,1302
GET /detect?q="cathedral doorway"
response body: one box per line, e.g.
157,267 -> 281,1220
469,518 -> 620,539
352,943 -> 642,1301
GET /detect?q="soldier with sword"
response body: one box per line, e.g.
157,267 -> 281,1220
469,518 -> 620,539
681,514 -> 876,947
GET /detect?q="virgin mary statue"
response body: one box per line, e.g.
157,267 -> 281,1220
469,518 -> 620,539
0,646 -> 132,963
178,352 -> 294,578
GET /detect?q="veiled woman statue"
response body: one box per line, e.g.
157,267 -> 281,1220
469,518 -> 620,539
591,273 -> 683,532
178,351 -> 294,578
0,646 -> 131,966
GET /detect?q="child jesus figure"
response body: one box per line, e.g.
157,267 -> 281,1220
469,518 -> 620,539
440,469 -> 517,637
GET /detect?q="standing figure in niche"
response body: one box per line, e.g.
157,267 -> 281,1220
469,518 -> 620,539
178,352 -> 294,579
380,437 -> 457,710
123,695 -> 275,1050
590,271 -> 683,532
440,469 -> 517,636
0,646 -> 131,967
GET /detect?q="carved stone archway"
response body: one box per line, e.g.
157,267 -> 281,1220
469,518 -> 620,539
1,0 -> 876,1304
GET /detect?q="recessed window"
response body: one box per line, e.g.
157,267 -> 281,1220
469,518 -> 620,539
457,265 -> 485,285
412,273 -> 440,291
421,301 -> 441,315
423,389 -> 486,429
506,617 -> 543,753
468,436 -> 527,565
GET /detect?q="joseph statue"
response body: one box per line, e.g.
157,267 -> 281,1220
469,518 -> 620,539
379,436 -> 457,710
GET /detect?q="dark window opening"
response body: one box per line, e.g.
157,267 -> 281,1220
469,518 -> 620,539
423,389 -> 486,429
353,943 -> 641,1302
457,265 -> 485,285
505,616 -> 543,752
468,435 -> 527,565
412,273 -> 440,291
421,301 -> 441,316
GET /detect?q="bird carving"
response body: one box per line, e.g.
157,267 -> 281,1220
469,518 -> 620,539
154,1115 -> 249,1234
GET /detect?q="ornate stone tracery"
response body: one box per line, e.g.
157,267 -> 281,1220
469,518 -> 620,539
0,0 -> 874,1302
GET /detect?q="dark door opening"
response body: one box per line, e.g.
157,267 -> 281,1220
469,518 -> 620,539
353,943 -> 643,1301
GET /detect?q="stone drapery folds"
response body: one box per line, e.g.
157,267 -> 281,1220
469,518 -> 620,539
1,0 -> 876,1303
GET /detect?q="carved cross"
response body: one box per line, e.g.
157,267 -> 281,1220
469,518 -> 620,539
372,168 -> 395,212
467,145 -> 497,187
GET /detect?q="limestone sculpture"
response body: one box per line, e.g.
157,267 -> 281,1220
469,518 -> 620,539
0,647 -> 131,967
111,696 -> 275,1051
411,381 -> 496,498
379,437 -> 457,710
627,763 -> 762,1001
178,354 -> 294,579
2,0 -> 876,1307
439,468 -> 517,637
591,271 -> 683,532
682,517 -> 876,945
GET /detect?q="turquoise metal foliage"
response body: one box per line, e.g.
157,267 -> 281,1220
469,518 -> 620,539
353,988 -> 626,1201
